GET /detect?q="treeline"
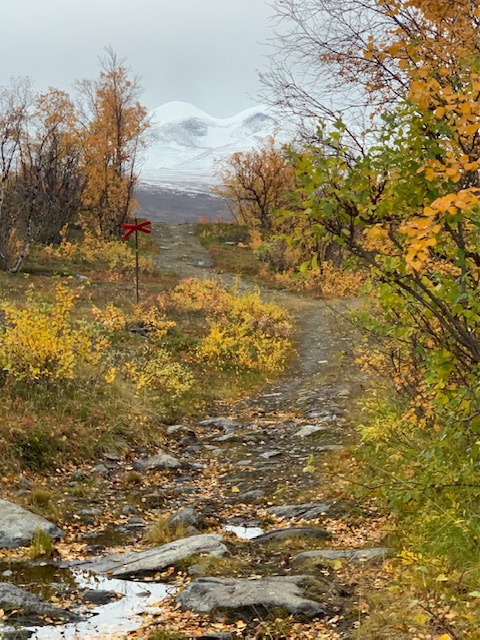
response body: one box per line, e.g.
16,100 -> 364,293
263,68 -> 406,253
0,47 -> 149,272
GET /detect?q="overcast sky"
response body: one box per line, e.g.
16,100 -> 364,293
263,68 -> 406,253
1,0 -> 276,118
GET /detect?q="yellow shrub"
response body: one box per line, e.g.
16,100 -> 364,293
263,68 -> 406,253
197,289 -> 292,372
160,278 -> 293,373
44,228 -> 154,275
92,303 -> 175,336
0,284 -> 108,382
124,346 -> 193,397
158,278 -> 231,315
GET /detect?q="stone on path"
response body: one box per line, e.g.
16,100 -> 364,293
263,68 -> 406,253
0,499 -> 64,549
132,453 -> 181,472
177,575 -> 327,618
251,527 -> 331,544
79,534 -> 228,578
294,425 -> 326,438
292,548 -> 391,566
266,503 -> 331,520
167,507 -> 204,530
198,418 -> 240,434
0,582 -> 78,621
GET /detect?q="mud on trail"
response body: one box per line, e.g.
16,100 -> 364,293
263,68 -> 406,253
1,223 -> 385,640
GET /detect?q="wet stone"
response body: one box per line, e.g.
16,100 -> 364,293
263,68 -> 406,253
82,589 -> 122,605
251,527 -> 332,544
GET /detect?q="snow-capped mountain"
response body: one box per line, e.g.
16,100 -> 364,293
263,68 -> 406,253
140,101 -> 288,194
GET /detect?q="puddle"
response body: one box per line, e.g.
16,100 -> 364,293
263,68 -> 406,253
224,525 -> 264,540
0,562 -> 76,602
0,563 -> 175,639
82,527 -> 135,549
28,571 -> 174,639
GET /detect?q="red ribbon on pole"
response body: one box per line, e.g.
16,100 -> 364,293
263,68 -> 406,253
121,220 -> 152,241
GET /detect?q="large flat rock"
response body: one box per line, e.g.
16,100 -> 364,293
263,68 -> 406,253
79,534 -> 228,578
0,499 -> 64,549
176,575 -> 327,618
292,548 -> 391,565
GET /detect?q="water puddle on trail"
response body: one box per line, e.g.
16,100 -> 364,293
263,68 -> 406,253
224,525 -> 264,540
0,562 -> 175,639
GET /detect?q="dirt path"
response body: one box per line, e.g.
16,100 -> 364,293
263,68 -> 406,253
3,223 -> 375,639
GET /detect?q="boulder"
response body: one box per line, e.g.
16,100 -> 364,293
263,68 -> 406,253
79,534 -> 228,578
176,575 -> 327,618
132,454 -> 181,472
251,527 -> 331,544
266,503 -> 331,520
0,582 -> 78,621
0,499 -> 64,549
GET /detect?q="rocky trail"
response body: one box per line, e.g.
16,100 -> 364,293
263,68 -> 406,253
0,224 -> 386,639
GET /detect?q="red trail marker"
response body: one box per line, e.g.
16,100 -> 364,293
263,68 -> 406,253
122,218 -> 152,303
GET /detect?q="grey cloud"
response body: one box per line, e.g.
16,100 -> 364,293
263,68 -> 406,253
1,0 -> 275,117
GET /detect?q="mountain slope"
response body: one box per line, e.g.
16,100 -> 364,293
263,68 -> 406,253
140,101 -> 288,192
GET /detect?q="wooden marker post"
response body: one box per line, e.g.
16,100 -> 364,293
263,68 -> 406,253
121,218 -> 152,303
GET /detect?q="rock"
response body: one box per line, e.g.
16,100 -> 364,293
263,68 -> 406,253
176,576 -> 327,618
79,534 -> 229,578
0,582 -> 79,621
168,507 -> 204,530
104,452 -> 121,462
167,425 -> 197,440
292,548 -> 391,565
82,589 -> 122,604
236,460 -> 253,467
0,627 -> 33,639
294,425 -> 326,438
71,470 -> 88,482
266,503 -> 331,520
197,418 -> 240,434
17,478 -> 32,490
251,527 -> 331,544
143,493 -> 166,508
260,450 -> 283,459
121,505 -> 137,516
132,454 -> 181,472
0,499 -> 64,549
93,463 -> 110,476
237,489 -> 264,503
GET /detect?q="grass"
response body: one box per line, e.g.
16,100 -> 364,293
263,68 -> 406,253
144,515 -> 189,545
28,528 -> 55,559
197,221 -> 263,277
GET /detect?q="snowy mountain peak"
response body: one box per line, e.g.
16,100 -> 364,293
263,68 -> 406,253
142,101 -> 288,192
150,101 -> 214,126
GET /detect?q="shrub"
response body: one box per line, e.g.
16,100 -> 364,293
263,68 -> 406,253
159,278 -> 293,373
0,284 -> 108,383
